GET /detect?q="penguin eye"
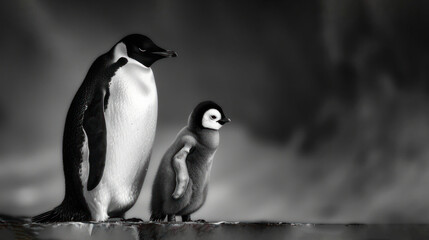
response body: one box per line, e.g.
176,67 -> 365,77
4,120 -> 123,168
138,48 -> 146,52
210,115 -> 216,120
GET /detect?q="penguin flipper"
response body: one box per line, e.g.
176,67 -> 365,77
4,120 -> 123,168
84,57 -> 128,191
83,87 -> 107,191
172,142 -> 194,199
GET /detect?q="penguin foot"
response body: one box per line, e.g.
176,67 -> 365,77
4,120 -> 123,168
181,215 -> 191,222
105,217 -> 144,223
105,217 -> 124,222
167,214 -> 176,222
150,213 -> 166,222
122,218 -> 144,223
195,219 -> 207,223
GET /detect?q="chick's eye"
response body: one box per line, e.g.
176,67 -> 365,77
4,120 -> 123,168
210,115 -> 216,120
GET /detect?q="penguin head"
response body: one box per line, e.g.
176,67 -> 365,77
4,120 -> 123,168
119,34 -> 177,67
189,101 -> 230,131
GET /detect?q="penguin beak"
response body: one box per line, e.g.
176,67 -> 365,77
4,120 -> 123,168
151,49 -> 178,58
218,117 -> 231,125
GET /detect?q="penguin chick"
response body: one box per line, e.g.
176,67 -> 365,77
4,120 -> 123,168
150,101 -> 230,222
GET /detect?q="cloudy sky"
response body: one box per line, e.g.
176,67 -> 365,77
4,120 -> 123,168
1,0 -> 429,223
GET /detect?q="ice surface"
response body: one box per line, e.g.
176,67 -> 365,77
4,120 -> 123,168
1,215 -> 429,240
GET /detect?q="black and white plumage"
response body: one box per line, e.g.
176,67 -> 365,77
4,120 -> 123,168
150,101 -> 230,222
33,34 -> 177,222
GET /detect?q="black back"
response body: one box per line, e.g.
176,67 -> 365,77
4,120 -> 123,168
63,52 -> 127,208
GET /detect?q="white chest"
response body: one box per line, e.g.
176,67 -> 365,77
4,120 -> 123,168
103,61 -> 157,187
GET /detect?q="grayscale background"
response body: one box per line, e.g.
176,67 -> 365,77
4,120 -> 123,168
1,0 -> 429,223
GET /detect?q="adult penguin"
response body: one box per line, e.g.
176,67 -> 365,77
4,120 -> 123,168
33,34 -> 177,222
